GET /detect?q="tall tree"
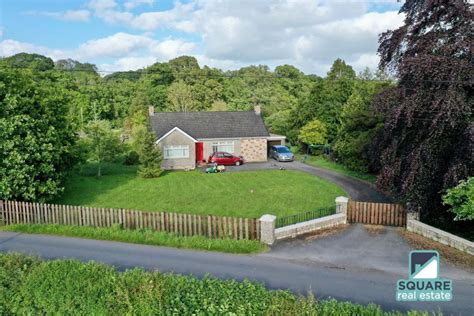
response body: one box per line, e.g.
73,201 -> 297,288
167,81 -> 196,112
371,0 -> 473,225
298,119 -> 328,146
83,120 -> 122,177
297,59 -> 356,143
133,125 -> 163,178
334,73 -> 391,172
0,68 -> 77,202
1,53 -> 54,71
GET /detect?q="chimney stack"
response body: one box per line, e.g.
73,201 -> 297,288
148,106 -> 155,116
254,105 -> 261,115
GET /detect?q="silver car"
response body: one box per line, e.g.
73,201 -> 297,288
270,145 -> 294,162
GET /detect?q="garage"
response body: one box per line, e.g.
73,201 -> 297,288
267,134 -> 286,156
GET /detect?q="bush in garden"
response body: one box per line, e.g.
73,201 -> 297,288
442,177 -> 474,221
123,150 -> 140,165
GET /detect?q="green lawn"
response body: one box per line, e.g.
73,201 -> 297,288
295,154 -> 376,183
55,163 -> 346,218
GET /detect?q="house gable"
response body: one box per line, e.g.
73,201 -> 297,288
155,126 -> 197,144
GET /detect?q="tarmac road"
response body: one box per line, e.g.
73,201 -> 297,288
1,229 -> 473,315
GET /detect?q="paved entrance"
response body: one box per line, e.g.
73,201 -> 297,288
262,224 -> 472,280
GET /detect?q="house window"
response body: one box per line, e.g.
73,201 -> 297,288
212,141 -> 234,153
163,145 -> 189,159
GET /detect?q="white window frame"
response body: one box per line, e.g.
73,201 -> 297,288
163,145 -> 190,159
212,141 -> 234,153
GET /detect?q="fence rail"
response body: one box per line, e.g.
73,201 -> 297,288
348,200 -> 406,226
276,207 -> 335,228
0,200 -> 259,240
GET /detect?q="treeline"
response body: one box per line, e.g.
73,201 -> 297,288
0,52 -> 392,173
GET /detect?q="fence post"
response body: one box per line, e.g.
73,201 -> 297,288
335,196 -> 349,224
0,200 -> 4,226
259,214 -> 276,245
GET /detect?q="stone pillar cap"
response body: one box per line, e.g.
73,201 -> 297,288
259,214 -> 276,222
335,196 -> 349,203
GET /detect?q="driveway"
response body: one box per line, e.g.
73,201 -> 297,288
263,224 -> 473,280
1,227 -> 473,315
203,160 -> 390,202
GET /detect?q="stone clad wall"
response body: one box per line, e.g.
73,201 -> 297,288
274,213 -> 346,240
407,218 -> 474,255
241,138 -> 267,162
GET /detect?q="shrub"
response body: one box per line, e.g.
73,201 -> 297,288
123,150 -> 140,165
15,259 -> 116,314
112,269 -> 164,314
442,177 -> 474,221
0,253 -> 40,314
0,253 -> 428,315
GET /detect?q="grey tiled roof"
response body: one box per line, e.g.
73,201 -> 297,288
150,111 -> 270,139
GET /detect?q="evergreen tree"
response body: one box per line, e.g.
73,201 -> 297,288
134,125 -> 163,178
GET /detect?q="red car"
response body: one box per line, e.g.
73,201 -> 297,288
208,152 -> 244,166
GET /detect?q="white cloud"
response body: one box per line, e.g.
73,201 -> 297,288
0,32 -> 197,72
29,10 -> 91,22
100,56 -> 157,72
77,32 -> 154,58
99,39 -> 196,72
3,1 -> 405,74
87,0 -> 194,31
184,1 -> 404,74
0,39 -> 69,60
61,10 -> 91,22
87,0 -> 117,12
151,39 -> 196,60
124,0 -> 155,10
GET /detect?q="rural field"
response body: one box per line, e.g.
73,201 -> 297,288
55,163 -> 345,218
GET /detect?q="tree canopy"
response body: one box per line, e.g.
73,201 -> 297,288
371,0 -> 473,223
0,67 -> 77,201
442,177 -> 474,221
298,120 -> 327,145
1,52 -> 394,203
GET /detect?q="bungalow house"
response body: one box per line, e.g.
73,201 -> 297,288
149,106 -> 285,170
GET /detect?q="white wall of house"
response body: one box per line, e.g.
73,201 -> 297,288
157,129 -> 196,170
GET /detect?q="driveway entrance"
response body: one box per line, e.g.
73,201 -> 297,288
262,224 -> 472,280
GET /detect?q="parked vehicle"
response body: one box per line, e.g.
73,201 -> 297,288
270,145 -> 294,162
208,152 -> 244,166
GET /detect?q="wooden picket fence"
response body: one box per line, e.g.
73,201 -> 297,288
0,200 -> 259,240
347,200 -> 406,227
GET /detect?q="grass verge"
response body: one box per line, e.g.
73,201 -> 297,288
0,253 -> 431,315
398,228 -> 474,272
54,162 -> 345,218
295,154 -> 376,183
0,224 -> 266,254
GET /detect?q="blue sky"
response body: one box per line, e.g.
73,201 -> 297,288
0,0 -> 403,75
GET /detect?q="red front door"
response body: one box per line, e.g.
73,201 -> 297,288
196,142 -> 204,162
